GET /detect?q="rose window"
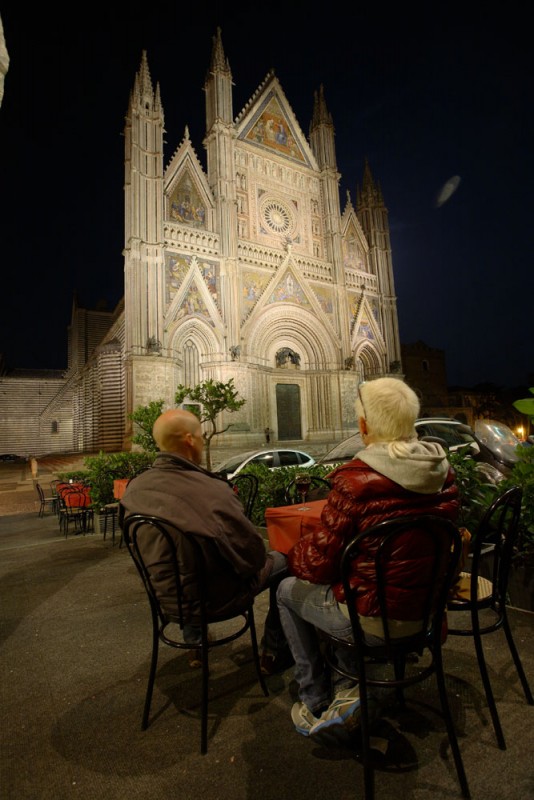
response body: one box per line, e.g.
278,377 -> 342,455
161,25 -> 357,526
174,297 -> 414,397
260,196 -> 296,237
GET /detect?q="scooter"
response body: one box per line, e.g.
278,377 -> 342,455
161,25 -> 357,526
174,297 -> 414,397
473,419 -> 525,478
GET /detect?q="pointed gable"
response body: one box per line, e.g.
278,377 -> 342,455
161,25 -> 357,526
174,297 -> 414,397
351,296 -> 383,346
166,254 -> 221,312
164,128 -> 214,228
236,73 -> 316,169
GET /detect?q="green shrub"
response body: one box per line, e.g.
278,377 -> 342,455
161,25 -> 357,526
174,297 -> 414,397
447,449 -> 500,534
81,450 -> 154,510
500,445 -> 534,566
241,462 -> 334,526
449,444 -> 534,566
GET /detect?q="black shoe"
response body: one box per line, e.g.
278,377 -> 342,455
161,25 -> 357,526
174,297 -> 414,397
260,650 -> 295,676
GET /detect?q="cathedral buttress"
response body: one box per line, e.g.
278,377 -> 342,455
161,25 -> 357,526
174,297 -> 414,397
309,84 -> 350,357
357,159 -> 401,367
123,51 -> 167,424
203,28 -> 240,349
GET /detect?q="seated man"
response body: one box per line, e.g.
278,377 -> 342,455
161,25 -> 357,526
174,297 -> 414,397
120,408 -> 292,674
277,377 -> 460,736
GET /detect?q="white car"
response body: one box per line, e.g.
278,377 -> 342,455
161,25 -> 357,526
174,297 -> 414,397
215,448 -> 315,480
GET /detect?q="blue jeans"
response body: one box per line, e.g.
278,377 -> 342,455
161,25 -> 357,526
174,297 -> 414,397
277,577 -> 356,714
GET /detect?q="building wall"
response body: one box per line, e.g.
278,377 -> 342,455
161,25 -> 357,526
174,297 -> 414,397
0,373 -> 71,457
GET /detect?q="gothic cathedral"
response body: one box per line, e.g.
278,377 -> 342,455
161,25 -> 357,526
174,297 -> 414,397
121,28 -> 401,453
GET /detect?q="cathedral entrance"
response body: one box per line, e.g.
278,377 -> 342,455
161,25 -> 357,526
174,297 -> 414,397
276,384 -> 302,440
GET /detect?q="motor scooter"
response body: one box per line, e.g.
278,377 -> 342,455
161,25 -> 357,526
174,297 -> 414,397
473,419 -> 524,479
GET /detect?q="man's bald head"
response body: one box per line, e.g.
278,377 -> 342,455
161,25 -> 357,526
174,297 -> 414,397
153,409 -> 204,464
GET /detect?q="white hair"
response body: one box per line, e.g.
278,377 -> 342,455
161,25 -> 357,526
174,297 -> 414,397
357,378 -> 420,443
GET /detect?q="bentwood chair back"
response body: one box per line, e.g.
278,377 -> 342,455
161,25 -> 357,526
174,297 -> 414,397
228,473 -> 259,520
447,485 -> 533,749
322,515 -> 470,800
121,513 -> 268,754
58,487 -> 93,536
284,475 -> 331,505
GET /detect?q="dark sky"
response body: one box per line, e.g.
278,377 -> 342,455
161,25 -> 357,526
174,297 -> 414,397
0,4 -> 532,388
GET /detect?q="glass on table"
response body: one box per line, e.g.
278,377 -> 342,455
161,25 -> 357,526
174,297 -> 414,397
294,473 -> 312,506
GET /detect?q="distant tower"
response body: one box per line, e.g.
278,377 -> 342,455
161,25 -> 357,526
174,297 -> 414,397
123,51 -> 168,440
357,159 -> 401,370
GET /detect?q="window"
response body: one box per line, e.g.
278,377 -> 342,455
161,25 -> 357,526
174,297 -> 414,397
278,451 -> 301,467
250,453 -> 275,468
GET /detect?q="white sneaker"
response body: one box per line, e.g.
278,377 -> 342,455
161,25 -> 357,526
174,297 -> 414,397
291,701 -> 326,737
309,685 -> 366,736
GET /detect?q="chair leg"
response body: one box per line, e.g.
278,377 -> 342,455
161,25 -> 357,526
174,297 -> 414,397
502,610 -> 534,704
248,606 -> 269,697
393,654 -> 407,706
472,619 -> 506,749
434,646 -> 471,798
356,664 -> 375,800
200,627 -> 210,755
142,620 -> 160,731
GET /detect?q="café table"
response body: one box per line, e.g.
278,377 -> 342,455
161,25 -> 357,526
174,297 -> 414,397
264,499 -> 326,554
113,478 -> 129,500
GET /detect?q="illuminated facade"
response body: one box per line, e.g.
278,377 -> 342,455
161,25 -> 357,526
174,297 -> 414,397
0,30 -> 402,458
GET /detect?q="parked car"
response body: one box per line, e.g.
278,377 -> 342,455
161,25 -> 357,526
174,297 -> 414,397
214,448 -> 315,480
318,417 -> 517,483
0,453 -> 25,462
317,433 -> 365,467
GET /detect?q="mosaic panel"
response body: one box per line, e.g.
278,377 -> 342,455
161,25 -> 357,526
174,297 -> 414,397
244,95 -> 306,163
312,285 -> 334,317
242,271 -> 271,320
169,174 -> 206,227
175,282 -> 215,327
268,273 -> 310,307
198,258 -> 220,309
166,254 -> 192,304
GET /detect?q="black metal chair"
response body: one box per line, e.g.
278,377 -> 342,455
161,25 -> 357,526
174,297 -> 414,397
284,474 -> 331,505
447,485 -> 533,749
228,473 -> 259,520
58,487 -> 93,536
321,516 -> 470,800
35,482 -> 57,517
121,513 -> 268,754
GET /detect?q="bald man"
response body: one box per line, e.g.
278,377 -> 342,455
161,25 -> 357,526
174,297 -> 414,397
121,409 -> 292,675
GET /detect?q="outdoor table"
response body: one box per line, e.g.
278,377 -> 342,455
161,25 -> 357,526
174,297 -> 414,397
113,479 -> 129,500
264,499 -> 326,554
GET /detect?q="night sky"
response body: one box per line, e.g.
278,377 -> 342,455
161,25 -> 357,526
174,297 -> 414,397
0,4 -> 532,388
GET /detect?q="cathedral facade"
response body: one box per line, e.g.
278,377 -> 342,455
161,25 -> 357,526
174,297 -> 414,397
120,30 -> 401,453
0,29 -> 402,460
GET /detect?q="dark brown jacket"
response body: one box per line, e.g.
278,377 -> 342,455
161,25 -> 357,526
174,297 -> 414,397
120,453 -> 268,619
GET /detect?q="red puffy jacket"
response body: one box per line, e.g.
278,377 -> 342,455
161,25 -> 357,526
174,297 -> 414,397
287,459 -> 459,621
